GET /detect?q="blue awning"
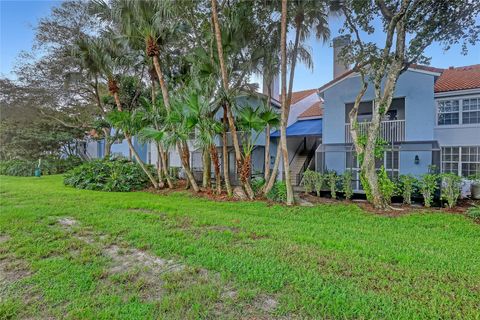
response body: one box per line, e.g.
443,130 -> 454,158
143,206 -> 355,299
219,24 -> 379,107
271,119 -> 322,138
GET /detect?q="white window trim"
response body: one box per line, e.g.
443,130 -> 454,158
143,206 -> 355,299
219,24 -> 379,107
441,146 -> 480,177
435,95 -> 480,128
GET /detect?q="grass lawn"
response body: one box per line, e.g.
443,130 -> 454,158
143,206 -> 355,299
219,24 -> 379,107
1,175 -> 479,319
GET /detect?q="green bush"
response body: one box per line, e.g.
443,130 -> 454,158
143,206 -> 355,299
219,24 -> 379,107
266,181 -> 287,203
251,177 -> 266,195
341,170 -> 354,200
302,169 -> 317,194
325,171 -> 338,199
64,159 -> 154,192
378,166 -> 395,204
419,173 -> 439,208
0,156 -> 82,176
399,174 -> 417,205
440,173 -> 462,208
314,173 -> 325,197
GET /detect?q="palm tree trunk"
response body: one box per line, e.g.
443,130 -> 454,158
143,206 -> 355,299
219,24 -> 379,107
113,92 -> 123,112
102,128 -> 112,159
264,88 -> 272,181
280,0 -> 294,205
202,149 -> 212,189
211,0 -> 254,199
264,141 -> 282,194
126,135 -> 159,189
210,144 -> 222,194
159,145 -> 174,189
112,87 -> 159,189
178,142 -> 199,192
155,142 -> 165,188
222,107 -> 232,196
152,55 -> 199,191
152,55 -> 171,112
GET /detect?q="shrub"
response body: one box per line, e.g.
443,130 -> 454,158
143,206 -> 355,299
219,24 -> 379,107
64,159 -> 154,192
399,174 -> 417,205
0,160 -> 35,176
314,172 -> 325,197
440,173 -> 462,208
378,166 -> 395,204
251,177 -> 266,195
266,181 -> 287,203
302,169 -> 317,194
341,170 -> 354,200
467,205 -> 480,221
0,156 -> 82,176
325,171 -> 338,199
419,173 -> 439,207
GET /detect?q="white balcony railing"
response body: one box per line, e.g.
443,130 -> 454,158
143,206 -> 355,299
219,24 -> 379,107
345,120 -> 405,143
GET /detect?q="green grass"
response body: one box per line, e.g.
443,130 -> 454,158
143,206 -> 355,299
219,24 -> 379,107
1,175 -> 479,319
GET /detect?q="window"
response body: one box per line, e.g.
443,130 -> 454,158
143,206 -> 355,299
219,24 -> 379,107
462,98 -> 480,124
437,97 -> 480,125
442,146 -> 480,177
346,149 -> 399,190
437,100 -> 459,125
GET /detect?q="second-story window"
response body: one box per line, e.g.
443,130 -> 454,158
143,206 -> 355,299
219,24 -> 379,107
462,98 -> 480,124
437,97 -> 480,125
437,100 -> 460,125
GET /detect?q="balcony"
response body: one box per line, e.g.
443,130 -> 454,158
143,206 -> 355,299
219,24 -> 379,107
345,120 -> 405,143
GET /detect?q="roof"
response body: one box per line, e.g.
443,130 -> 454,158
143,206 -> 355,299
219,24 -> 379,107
298,101 -> 323,119
271,119 -> 322,138
317,64 -> 444,93
291,89 -> 318,104
434,64 -> 480,93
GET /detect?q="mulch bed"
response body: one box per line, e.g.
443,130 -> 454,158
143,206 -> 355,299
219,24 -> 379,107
144,180 -> 479,220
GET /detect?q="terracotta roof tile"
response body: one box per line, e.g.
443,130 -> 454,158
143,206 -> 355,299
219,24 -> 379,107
434,64 -> 480,93
290,89 -> 318,104
298,101 -> 323,119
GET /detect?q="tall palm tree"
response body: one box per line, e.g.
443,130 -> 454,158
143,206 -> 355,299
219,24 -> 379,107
92,0 -> 202,192
77,35 -> 159,188
278,0 -> 295,205
264,0 -> 331,198
210,0 -> 256,199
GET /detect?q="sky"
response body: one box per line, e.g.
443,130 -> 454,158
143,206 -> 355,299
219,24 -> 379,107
1,0 -> 479,91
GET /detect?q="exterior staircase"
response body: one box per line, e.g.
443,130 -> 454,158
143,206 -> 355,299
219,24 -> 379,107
290,155 -> 308,186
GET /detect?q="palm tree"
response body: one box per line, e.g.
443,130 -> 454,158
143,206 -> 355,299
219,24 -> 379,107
184,90 -> 223,194
137,97 -> 174,189
237,106 -> 274,184
278,0 -> 295,204
164,96 -> 200,192
210,0 -> 256,199
264,0 -> 331,200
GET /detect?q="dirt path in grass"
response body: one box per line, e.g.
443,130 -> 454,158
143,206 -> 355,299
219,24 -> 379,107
57,217 -> 283,319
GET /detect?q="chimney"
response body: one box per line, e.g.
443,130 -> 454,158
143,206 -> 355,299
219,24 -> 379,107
332,35 -> 351,79
262,73 -> 280,101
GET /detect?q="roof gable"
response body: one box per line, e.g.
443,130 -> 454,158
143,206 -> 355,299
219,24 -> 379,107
298,101 -> 323,119
291,89 -> 318,104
